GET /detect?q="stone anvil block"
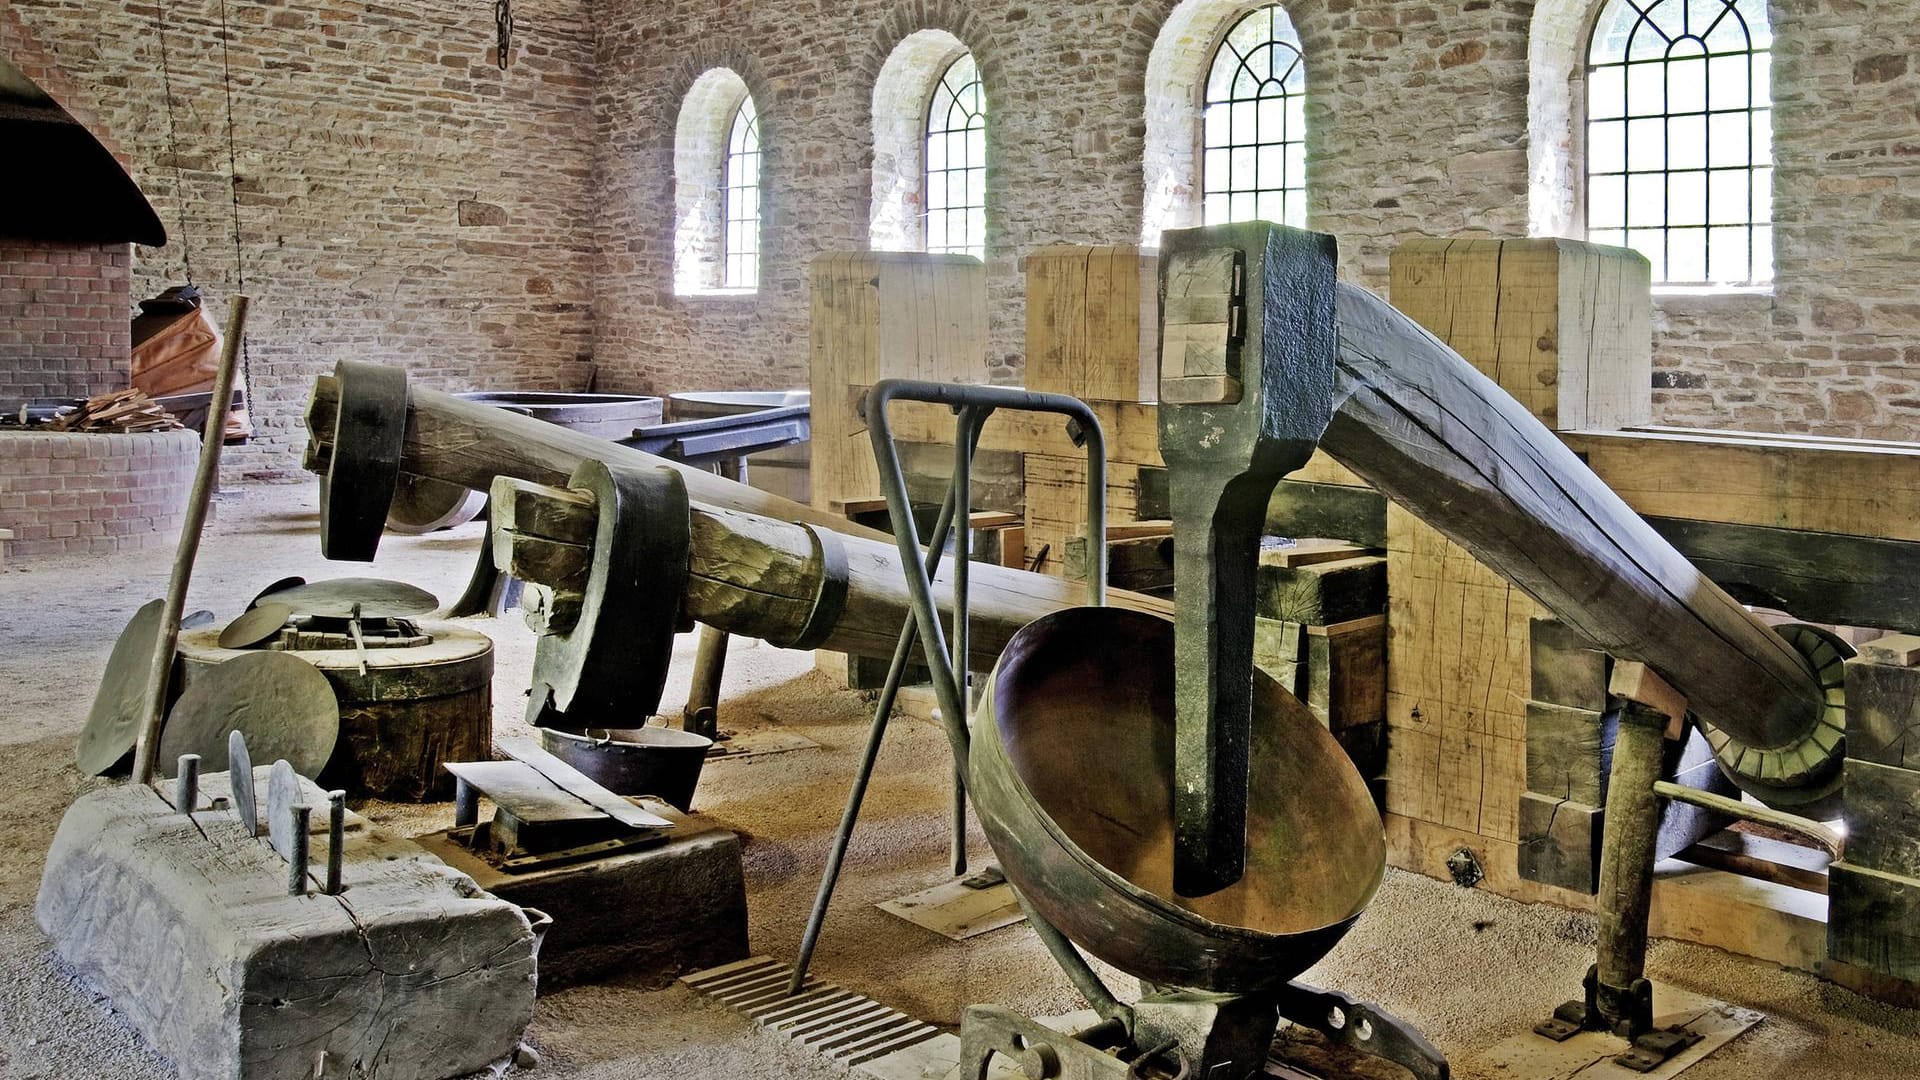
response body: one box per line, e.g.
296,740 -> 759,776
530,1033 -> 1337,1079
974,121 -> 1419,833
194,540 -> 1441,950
36,771 -> 543,1080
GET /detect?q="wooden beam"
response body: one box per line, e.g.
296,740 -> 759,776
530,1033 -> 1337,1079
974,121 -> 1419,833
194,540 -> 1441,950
1318,277 -> 1827,757
1645,516 -> 1920,635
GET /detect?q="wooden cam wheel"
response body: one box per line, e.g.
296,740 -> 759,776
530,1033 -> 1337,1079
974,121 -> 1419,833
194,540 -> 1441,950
318,360 -> 409,562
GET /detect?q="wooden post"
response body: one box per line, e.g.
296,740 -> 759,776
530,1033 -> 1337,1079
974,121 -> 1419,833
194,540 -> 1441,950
131,297 -> 249,786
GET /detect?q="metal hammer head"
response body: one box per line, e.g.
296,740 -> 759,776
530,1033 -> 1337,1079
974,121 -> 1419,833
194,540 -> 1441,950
1156,222 -> 1339,897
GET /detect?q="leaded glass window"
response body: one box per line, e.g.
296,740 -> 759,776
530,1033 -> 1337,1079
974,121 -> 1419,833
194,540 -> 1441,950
1201,5 -> 1307,227
724,95 -> 761,290
925,53 -> 986,260
1586,0 -> 1773,285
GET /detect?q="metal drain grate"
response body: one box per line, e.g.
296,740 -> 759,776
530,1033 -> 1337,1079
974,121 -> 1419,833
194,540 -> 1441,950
681,957 -> 944,1070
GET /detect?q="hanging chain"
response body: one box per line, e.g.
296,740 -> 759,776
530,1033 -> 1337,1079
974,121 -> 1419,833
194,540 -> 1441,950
149,6 -> 193,284
495,0 -> 515,70
215,0 -> 255,396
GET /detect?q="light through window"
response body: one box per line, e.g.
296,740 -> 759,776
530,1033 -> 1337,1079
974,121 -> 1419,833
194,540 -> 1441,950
925,53 -> 986,260
1201,5 -> 1307,227
724,95 -> 761,290
1586,0 -> 1772,285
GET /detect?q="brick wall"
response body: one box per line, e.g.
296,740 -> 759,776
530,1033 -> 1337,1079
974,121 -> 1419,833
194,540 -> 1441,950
0,429 -> 199,557
590,0 -> 1920,440
0,240 -> 133,401
5,0 -> 600,479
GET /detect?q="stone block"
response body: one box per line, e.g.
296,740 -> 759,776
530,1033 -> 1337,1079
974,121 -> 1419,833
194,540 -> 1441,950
36,772 -> 539,1080
1846,658 -> 1920,770
417,809 -> 749,990
1518,791 -> 1602,893
1829,860 -> 1920,985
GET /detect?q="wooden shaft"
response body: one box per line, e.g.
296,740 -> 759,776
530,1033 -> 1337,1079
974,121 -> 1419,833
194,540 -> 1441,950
497,476 -> 1106,672
132,297 -> 249,785
1319,281 -> 1825,754
308,375 -> 1173,633
1595,706 -> 1666,1011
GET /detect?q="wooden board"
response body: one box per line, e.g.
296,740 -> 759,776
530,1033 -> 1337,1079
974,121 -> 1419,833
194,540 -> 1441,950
875,872 -> 1025,941
1469,983 -> 1760,1080
1023,245 -> 1158,403
1391,237 -> 1651,433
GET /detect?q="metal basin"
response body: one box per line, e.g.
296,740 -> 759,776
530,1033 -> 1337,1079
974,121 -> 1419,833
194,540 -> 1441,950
457,391 -> 665,441
971,606 -> 1386,994
539,726 -> 711,812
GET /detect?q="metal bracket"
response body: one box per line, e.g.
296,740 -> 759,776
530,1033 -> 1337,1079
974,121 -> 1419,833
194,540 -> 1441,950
1537,966 -> 1699,1073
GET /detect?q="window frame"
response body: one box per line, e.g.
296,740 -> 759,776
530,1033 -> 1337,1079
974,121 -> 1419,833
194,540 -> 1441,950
722,93 -> 762,292
1578,0 -> 1775,290
921,52 -> 987,261
1193,3 -> 1310,229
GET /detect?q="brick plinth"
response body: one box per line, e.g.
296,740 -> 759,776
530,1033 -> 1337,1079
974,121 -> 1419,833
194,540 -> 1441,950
0,429 -> 199,559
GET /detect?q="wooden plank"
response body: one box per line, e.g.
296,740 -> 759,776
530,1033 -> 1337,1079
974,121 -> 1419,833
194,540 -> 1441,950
1525,700 -> 1616,806
1841,758 -> 1920,879
1645,516 -> 1920,636
875,875 -> 1024,942
1517,792 -> 1603,893
1530,616 -> 1613,712
1565,426 -> 1920,543
1829,860 -> 1920,983
1861,634 -> 1920,667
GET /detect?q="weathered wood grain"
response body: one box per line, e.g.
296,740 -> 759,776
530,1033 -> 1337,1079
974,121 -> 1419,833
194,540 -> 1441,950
1320,278 -> 1827,759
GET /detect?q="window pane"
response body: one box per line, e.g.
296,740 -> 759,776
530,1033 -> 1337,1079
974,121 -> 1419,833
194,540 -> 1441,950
1627,62 -> 1664,114
1706,53 -> 1750,110
1751,226 -> 1774,282
925,53 -> 987,258
1707,169 -> 1749,224
1707,225 -> 1751,282
1669,55 -> 1708,114
1669,171 -> 1707,226
1589,174 -> 1627,228
1626,117 -> 1666,171
1669,227 -> 1707,282
1751,166 -> 1773,224
1707,111 -> 1750,167
1669,114 -> 1707,171
1589,120 -> 1627,174
1626,228 -> 1666,279
1589,66 -> 1626,118
1627,172 -> 1666,227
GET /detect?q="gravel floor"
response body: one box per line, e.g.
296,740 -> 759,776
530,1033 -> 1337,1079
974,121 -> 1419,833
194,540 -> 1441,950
4,483 -> 1920,1078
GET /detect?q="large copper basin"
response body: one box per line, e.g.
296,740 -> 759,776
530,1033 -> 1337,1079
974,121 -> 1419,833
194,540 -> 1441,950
971,607 -> 1386,993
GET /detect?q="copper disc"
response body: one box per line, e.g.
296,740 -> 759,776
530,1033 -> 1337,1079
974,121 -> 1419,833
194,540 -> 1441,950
263,577 -> 438,620
218,602 -> 294,649
75,598 -> 168,776
157,651 -> 339,778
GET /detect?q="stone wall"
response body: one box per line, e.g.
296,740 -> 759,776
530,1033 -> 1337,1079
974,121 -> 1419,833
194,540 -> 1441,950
591,0 -> 1920,440
4,0 -> 600,478
0,240 -> 133,401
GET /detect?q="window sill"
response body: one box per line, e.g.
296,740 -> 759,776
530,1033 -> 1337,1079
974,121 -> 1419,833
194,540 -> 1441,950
675,287 -> 760,301
1651,286 -> 1774,314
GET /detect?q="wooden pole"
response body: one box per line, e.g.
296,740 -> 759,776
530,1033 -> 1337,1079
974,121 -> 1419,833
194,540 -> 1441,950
131,297 -> 249,785
1317,280 -> 1826,756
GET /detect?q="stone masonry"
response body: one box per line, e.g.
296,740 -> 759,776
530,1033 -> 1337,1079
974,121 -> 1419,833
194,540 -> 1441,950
7,0 -> 1920,473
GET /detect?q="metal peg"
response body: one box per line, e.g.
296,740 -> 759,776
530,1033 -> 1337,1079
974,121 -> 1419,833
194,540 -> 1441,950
325,790 -> 346,895
288,804 -> 312,896
174,754 -> 201,815
453,776 -> 479,829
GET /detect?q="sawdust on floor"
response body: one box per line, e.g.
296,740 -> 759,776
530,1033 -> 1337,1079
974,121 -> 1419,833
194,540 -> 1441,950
3,484 -> 1920,1079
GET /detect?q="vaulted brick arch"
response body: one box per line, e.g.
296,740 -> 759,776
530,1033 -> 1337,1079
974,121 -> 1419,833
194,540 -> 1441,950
0,4 -> 130,170
858,3 -> 1003,253
1529,0 -> 1600,238
663,46 -> 773,294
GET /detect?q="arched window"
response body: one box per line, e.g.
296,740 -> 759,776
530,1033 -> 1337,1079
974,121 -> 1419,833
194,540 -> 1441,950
1201,5 -> 1307,227
724,96 -> 761,290
674,68 -> 759,295
925,53 -> 986,259
1585,0 -> 1772,286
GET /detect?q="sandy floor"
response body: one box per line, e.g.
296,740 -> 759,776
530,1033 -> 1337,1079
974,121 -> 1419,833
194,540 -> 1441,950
5,484 -> 1920,1079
